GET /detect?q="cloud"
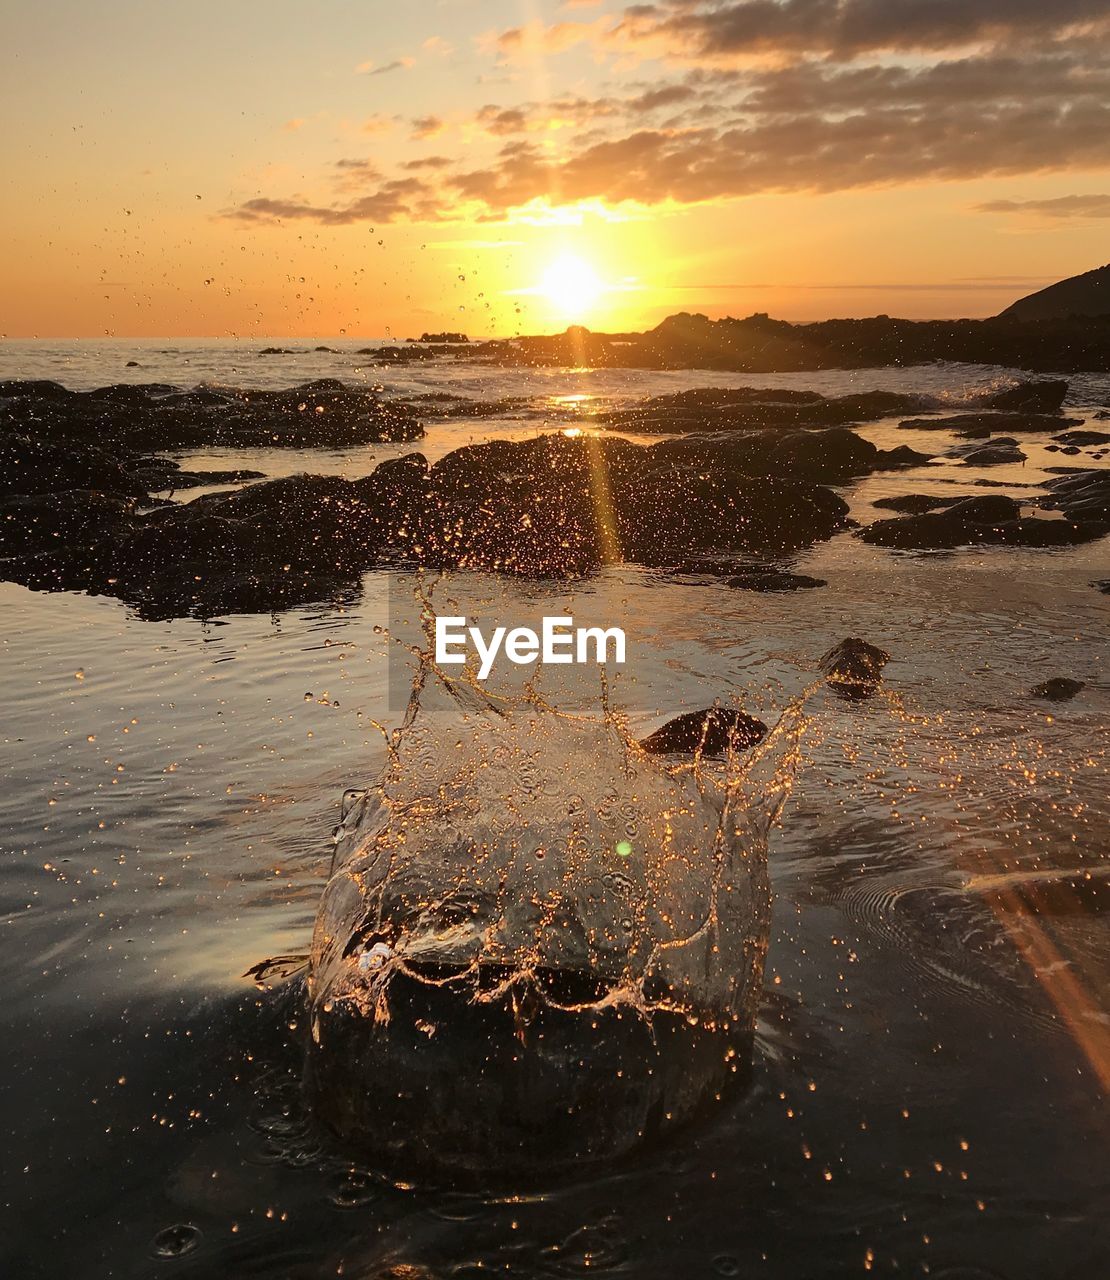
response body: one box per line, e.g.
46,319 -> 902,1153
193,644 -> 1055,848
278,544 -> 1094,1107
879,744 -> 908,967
231,18 -> 1110,228
356,57 -> 415,76
611,0 -> 1110,63
491,15 -> 617,61
411,115 -> 445,139
440,53 -> 1110,215
226,177 -> 435,226
402,155 -> 454,171
975,193 -> 1110,218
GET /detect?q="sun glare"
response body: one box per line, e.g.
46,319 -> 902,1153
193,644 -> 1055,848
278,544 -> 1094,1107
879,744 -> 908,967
540,253 -> 604,319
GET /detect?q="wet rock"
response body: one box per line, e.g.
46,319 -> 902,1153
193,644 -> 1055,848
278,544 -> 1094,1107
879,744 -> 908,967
873,494 -> 966,514
982,379 -> 1069,413
0,379 -> 423,449
819,637 -> 890,697
603,387 -> 927,433
900,412 -> 1080,434
1,430 -> 148,497
0,490 -> 137,557
860,494 -> 1103,548
725,568 -> 826,592
419,433 -> 851,575
1053,429 -> 1110,446
647,426 -> 928,483
157,468 -> 267,491
951,441 -> 1027,466
1029,677 -> 1085,701
639,707 -> 769,755
1038,470 -> 1110,522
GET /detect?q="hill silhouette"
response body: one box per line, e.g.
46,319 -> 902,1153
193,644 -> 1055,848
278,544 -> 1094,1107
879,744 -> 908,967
999,264 -> 1110,321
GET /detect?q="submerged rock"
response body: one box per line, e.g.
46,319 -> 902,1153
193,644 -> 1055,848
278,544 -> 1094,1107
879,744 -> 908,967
725,568 -> 826,592
819,637 -> 890,697
639,707 -> 769,755
1029,677 -> 1085,701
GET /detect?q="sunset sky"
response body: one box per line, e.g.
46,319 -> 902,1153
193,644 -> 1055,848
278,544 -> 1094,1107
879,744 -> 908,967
3,0 -> 1110,337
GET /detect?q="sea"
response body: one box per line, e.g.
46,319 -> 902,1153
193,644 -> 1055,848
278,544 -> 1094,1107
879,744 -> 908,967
1,338 -> 1108,1279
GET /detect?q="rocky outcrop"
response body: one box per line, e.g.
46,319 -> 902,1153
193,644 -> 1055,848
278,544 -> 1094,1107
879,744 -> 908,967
860,494 -> 1106,549
0,378 -> 423,449
900,412 -> 1080,435
999,265 -> 1110,322
1037,470 -> 1110,522
1,433 -> 852,615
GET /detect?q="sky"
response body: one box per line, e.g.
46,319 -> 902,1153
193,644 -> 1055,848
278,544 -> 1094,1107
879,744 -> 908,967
2,0 -> 1110,337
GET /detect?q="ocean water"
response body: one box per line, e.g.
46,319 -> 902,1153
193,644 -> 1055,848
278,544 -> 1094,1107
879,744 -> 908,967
1,341 -> 1108,1278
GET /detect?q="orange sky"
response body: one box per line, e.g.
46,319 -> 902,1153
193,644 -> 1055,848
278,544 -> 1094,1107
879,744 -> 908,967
3,0 -> 1109,338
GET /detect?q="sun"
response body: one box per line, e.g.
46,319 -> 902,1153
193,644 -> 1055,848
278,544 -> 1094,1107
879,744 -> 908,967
540,253 -> 604,319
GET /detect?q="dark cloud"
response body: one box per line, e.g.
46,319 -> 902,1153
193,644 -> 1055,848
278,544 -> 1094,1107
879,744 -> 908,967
976,193 -> 1110,217
614,0 -> 1110,61
229,9 -> 1110,227
442,52 -> 1110,214
402,155 -> 454,170
476,105 -> 530,135
226,177 -> 434,226
411,115 -> 444,139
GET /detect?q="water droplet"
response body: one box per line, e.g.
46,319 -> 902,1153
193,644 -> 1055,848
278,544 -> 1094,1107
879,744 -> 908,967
151,1223 -> 201,1259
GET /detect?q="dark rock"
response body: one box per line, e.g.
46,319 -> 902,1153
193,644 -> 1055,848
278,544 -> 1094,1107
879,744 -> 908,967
725,568 -> 826,592
860,502 -> 1103,548
1038,470 -> 1110,522
819,638 -> 890,698
1029,677 -> 1085,701
1053,430 -> 1110,445
1092,579 -> 1110,593
0,490 -> 137,557
0,379 -> 423,449
1,431 -> 147,497
943,495 -> 1022,523
639,707 -> 768,756
604,387 -> 927,433
982,380 -> 1069,413
900,412 -> 1080,434
125,360 -> 140,368
873,494 -> 965,514
419,433 -> 851,576
646,426 -> 927,483
158,468 -> 267,491
957,444 -> 1026,466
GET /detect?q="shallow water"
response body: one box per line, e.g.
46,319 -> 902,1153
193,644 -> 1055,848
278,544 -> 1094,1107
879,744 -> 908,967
1,344 -> 1108,1277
